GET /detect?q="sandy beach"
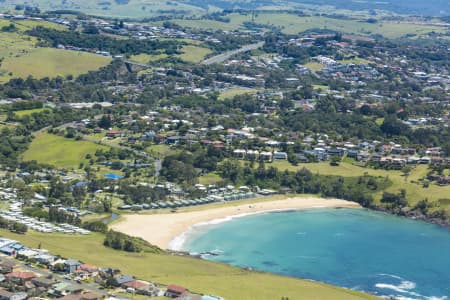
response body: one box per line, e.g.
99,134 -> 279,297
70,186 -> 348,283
111,197 -> 360,250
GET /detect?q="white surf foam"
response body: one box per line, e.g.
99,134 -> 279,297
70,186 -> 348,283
168,211 -> 277,251
375,278 -> 447,300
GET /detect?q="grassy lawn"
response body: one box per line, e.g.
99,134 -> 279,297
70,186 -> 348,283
0,19 -> 67,32
0,48 -> 111,82
177,45 -> 212,63
198,172 -> 222,185
218,88 -> 259,100
145,144 -> 174,157
313,84 -> 329,91
340,57 -> 370,65
375,118 -> 384,126
22,132 -> 109,169
271,161 -> 450,206
304,62 -> 325,71
0,229 -> 377,300
129,53 -> 168,64
14,108 -> 50,117
0,20 -> 111,82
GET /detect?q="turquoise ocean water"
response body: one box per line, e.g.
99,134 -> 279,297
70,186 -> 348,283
181,209 -> 450,299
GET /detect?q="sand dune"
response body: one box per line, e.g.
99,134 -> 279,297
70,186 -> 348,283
111,197 -> 360,250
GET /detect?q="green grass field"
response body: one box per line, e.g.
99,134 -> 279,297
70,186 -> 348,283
0,20 -> 111,82
177,45 -> 212,63
313,84 -> 329,91
14,108 -> 50,117
0,0 -> 205,19
22,132 -> 109,169
129,53 -> 168,64
304,62 -> 325,71
0,229 -> 377,300
0,48 -> 111,82
218,88 -> 259,100
0,19 -> 67,32
170,13 -> 446,39
340,57 -> 370,65
145,144 -> 174,158
198,172 -> 222,185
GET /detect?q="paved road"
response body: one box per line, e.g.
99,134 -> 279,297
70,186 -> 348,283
201,41 -> 265,65
124,60 -> 151,68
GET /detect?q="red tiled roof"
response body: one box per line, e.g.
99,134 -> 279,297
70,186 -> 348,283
80,264 -> 98,272
123,280 -> 149,290
167,284 -> 187,294
6,272 -> 36,280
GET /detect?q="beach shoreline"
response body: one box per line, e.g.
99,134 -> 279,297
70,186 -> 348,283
111,196 -> 361,250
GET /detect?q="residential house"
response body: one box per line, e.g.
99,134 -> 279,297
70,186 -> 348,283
347,149 -> 358,158
273,152 -> 288,160
17,249 -> 40,261
174,294 -> 201,300
59,292 -> 100,300
356,151 -> 370,162
327,148 -> 345,157
64,259 -> 81,273
419,157 -> 431,164
115,275 -> 134,286
246,150 -> 259,160
0,289 -> 12,300
165,136 -> 182,145
0,289 -> 27,300
260,151 -> 273,162
123,280 -> 155,295
233,149 -> 246,159
6,272 -> 36,285
165,285 -> 187,298
49,282 -> 83,297
31,277 -> 55,289
34,254 -> 56,265
79,264 -> 99,276
106,131 -> 122,138
0,261 -> 15,274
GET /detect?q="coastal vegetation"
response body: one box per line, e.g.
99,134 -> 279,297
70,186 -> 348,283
104,230 -> 163,253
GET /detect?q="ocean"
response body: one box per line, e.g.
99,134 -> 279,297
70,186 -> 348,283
180,208 -> 450,300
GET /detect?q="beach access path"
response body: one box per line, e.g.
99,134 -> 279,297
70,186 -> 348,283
111,196 -> 360,250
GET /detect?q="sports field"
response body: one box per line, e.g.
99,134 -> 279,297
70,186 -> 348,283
22,132 -> 109,169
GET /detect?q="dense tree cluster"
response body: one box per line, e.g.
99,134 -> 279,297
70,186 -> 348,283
48,206 -> 81,225
0,216 -> 28,234
104,230 -> 163,253
0,127 -> 32,169
27,26 -> 183,55
219,160 -> 388,207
